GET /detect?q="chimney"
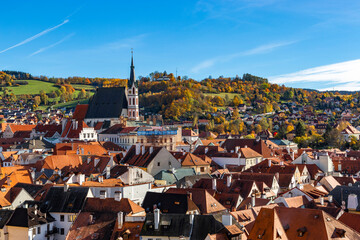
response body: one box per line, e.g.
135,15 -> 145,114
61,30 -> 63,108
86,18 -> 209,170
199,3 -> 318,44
222,214 -> 233,226
150,146 -> 154,154
142,145 -> 146,155
117,211 -> 124,229
89,214 -> 94,225
251,194 -> 256,207
320,196 -> 324,205
212,178 -> 217,191
244,145 -> 248,148
328,195 -> 333,203
64,183 -> 69,192
154,208 -> 160,230
268,159 -> 271,167
235,146 -> 239,153
115,191 -> 121,201
106,165 -> 111,179
135,144 -> 141,155
189,213 -> 195,225
79,174 -> 85,185
227,175 -> 232,188
280,161 -> 284,166
98,175 -> 104,183
291,151 -> 295,161
30,169 -> 36,183
275,172 -> 279,182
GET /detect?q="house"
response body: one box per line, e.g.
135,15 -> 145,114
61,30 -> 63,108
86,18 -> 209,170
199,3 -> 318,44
2,124 -> 36,139
120,145 -> 181,176
211,146 -> 263,170
154,168 -> 197,186
292,152 -> 334,174
182,129 -> 199,143
140,210 -> 234,240
166,188 -> 227,215
60,119 -> 97,141
142,192 -> 200,214
0,210 -> 14,239
66,197 -> 145,240
329,185 -> 360,212
221,138 -> 273,158
98,125 -> 138,150
341,125 -> 360,141
179,153 -> 211,174
249,207 -> 360,239
6,205 -> 55,240
40,186 -> 93,240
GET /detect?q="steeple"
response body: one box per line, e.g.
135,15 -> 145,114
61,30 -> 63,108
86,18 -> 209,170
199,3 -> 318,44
128,49 -> 135,88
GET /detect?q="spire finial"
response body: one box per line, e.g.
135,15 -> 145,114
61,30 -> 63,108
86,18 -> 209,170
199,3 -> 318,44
131,48 -> 134,67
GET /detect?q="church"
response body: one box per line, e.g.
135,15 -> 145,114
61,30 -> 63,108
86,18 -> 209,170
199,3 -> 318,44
84,54 -> 140,127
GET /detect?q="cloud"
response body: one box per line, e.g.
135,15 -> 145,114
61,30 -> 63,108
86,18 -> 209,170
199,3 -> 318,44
191,40 -> 296,73
81,34 -> 148,54
29,33 -> 75,57
0,20 -> 69,54
269,59 -> 360,91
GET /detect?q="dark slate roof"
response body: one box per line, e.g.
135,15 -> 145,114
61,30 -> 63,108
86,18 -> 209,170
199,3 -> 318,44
142,192 -> 192,214
10,138 -> 55,150
0,210 -> 14,228
329,185 -> 360,211
85,87 -> 128,119
13,183 -> 44,198
7,206 -> 55,228
141,213 -> 192,237
140,213 -> 224,239
40,186 -> 89,213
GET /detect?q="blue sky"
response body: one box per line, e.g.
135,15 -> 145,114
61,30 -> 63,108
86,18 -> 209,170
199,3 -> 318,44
1,0 -> 360,90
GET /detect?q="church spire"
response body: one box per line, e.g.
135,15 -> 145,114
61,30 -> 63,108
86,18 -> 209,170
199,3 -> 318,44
128,49 -> 135,88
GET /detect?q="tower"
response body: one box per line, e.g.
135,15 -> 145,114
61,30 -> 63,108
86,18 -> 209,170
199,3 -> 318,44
127,50 -> 139,121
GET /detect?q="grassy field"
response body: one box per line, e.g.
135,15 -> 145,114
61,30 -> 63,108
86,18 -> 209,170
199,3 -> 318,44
38,98 -> 90,110
4,80 -> 59,95
71,84 -> 96,91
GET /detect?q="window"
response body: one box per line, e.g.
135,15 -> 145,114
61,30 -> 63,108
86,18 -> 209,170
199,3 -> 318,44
38,226 -> 41,234
60,228 -> 65,235
157,162 -> 160,167
68,215 -> 76,222
60,215 -> 64,222
200,167 -> 205,172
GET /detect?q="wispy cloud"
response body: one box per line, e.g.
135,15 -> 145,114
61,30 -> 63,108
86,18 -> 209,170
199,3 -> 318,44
80,34 -> 148,54
269,59 -> 360,91
29,33 -> 75,57
0,20 -> 69,54
191,40 -> 296,73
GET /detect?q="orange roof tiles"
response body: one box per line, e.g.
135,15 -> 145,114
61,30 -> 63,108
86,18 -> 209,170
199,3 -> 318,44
42,155 -> 82,170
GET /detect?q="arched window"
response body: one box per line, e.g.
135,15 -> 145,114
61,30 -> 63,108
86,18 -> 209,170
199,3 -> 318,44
133,98 -> 135,105
133,87 -> 135,95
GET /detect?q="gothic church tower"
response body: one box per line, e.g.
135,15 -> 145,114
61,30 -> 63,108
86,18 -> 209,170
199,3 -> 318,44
127,51 -> 139,121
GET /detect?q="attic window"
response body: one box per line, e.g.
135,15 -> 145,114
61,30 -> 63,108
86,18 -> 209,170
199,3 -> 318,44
334,228 -> 346,238
297,227 -> 307,237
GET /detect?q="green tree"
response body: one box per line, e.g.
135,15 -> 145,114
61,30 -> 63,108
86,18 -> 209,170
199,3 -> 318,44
295,120 -> 306,137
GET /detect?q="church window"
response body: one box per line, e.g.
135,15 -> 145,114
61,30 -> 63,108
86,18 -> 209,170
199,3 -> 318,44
133,87 -> 135,94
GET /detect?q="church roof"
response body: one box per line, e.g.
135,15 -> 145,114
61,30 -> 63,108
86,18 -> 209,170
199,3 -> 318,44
85,87 -> 128,119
